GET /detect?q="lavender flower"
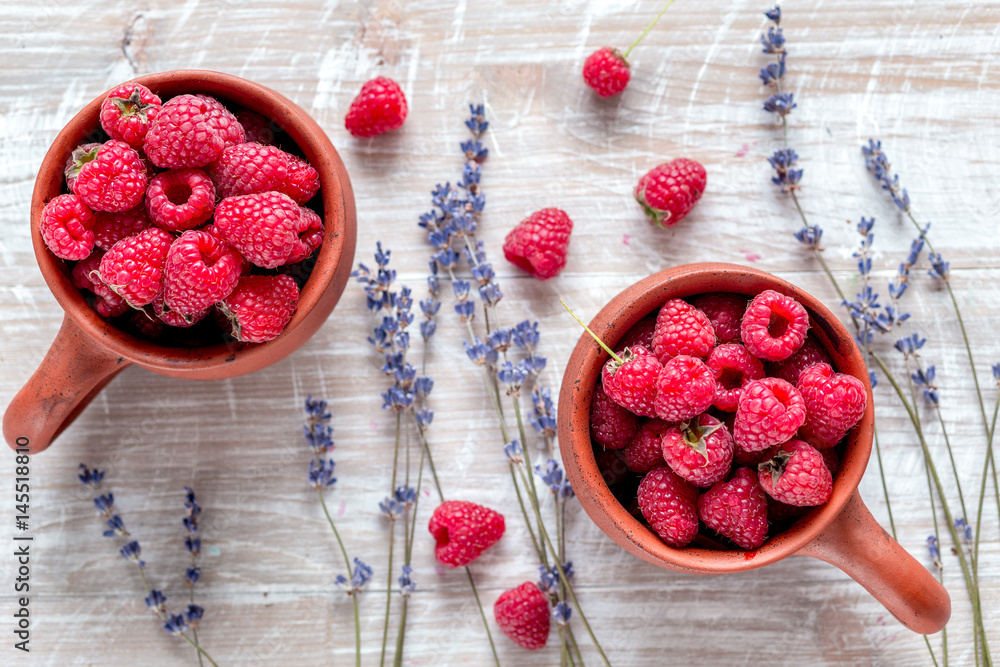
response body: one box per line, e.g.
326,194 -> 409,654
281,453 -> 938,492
993,363 -> 1000,385
120,541 -> 144,567
927,252 -> 950,281
794,224 -> 823,250
768,148 -> 802,193
398,565 -> 416,597
309,458 -> 337,489
911,366 -> 939,405
504,439 -> 524,463
336,558 -> 374,595
186,567 -> 200,586
863,139 -> 911,212
535,459 -> 574,499
184,604 -> 204,629
103,515 -> 128,538
163,614 -> 188,635
145,589 -> 167,614
78,464 -> 104,488
894,333 -> 926,358
529,388 -> 557,438
553,601 -> 573,625
927,535 -> 942,570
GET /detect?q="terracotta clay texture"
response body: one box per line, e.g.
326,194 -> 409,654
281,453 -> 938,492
557,263 -> 950,635
3,70 -> 357,455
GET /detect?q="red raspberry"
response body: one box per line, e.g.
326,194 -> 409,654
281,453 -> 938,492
621,419 -> 670,473
427,500 -> 505,568
143,94 -> 227,168
163,230 -> 243,316
741,290 -> 809,362
344,77 -> 408,138
653,355 -> 716,422
707,343 -> 765,412
771,335 -> 832,384
698,467 -> 769,549
217,274 -> 300,343
71,250 -> 128,318
652,298 -> 715,363
64,143 -> 103,192
152,293 -> 209,328
661,414 -> 735,488
590,382 -> 638,451
93,206 -> 152,251
595,450 -> 629,487
39,194 -> 95,260
733,377 -> 806,452
99,83 -> 161,148
757,439 -> 833,507
145,168 -> 216,232
235,109 -> 275,144
615,315 -> 656,355
502,208 -> 573,280
214,192 -> 313,269
821,447 -> 841,478
71,140 -> 148,212
207,142 -> 289,199
582,47 -> 631,97
278,154 -> 321,204
692,293 -> 747,345
494,582 -> 550,650
635,158 -> 707,228
98,228 -> 174,308
194,94 -> 245,148
796,363 -> 867,449
636,466 -> 699,547
284,207 -> 325,264
733,444 -> 768,468
601,345 -> 663,419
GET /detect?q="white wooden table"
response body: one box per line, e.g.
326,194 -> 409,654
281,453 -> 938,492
1,1 -> 998,665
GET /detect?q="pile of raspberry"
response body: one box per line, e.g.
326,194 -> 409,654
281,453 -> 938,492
39,83 -> 324,344
590,290 -> 867,550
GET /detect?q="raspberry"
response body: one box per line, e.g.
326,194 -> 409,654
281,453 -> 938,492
98,228 -> 174,308
635,158 -> 707,228
163,230 -> 243,316
652,298 -> 715,363
661,414 -> 734,488
796,363 -> 867,449
145,168 -> 216,232
235,109 -> 275,144
582,47 -> 631,97
733,377 -> 806,452
344,77 -> 408,138
502,208 -> 573,280
39,194 -> 95,260
621,419 -> 670,473
64,143 -> 103,192
741,290 -> 809,362
697,467 -> 769,549
283,206 -> 325,264
153,293 -> 209,328
615,315 -> 657,355
71,250 -> 128,318
217,274 -> 300,343
732,444 -> 768,468
601,345 -> 663,419
653,355 -> 716,422
93,206 -> 152,251
692,293 -> 747,345
99,83 -> 161,148
636,466 -> 699,547
194,94 -> 246,148
707,343 -> 765,412
494,582 -> 550,650
214,192 -> 313,269
278,154 -> 321,204
771,335 -> 832,384
427,500 -> 505,568
207,142 -> 289,199
144,94 -> 227,168
757,439 -> 833,507
590,382 -> 638,451
70,140 -> 148,212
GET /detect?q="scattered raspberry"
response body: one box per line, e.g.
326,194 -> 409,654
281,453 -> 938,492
697,467 -> 769,549
595,449 -> 629,486
217,274 -> 300,343
502,208 -> 573,280
653,355 -> 716,422
621,419 -> 670,473
70,140 -> 148,213
771,335 -> 832,384
582,47 -> 631,97
344,77 -> 408,138
494,582 -> 550,650
693,293 -> 747,345
757,439 -> 833,507
39,194 -> 95,260
64,143 -> 102,192
652,298 -> 715,363
733,377 -> 806,452
741,290 -> 809,362
707,343 -> 765,412
590,382 -> 638,451
207,142 -> 290,199
661,414 -> 735,488
71,250 -> 128,318
636,466 -> 699,547
194,94 -> 246,148
601,345 -> 663,419
99,83 -> 161,148
144,94 -> 227,168
427,500 -> 505,568
278,153 -> 321,204
93,206 -> 152,251
152,293 -> 209,328
98,228 -> 174,308
235,109 -> 276,144
214,192 -> 312,268
145,168 -> 216,232
284,207 -> 325,265
796,363 -> 867,449
635,158 -> 707,228
615,315 -> 657,355
163,230 -> 243,316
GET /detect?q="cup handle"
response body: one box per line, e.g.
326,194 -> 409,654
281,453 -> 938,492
3,316 -> 130,454
799,490 -> 951,634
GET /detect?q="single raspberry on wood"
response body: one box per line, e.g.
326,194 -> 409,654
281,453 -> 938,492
741,289 -> 809,362
693,293 -> 747,345
661,414 -> 734,488
93,206 -> 152,251
502,208 -> 573,280
621,418 -> 671,474
635,158 -> 707,228
757,439 -> 833,507
71,250 -> 128,318
601,345 -> 663,419
427,500 -> 505,568
344,77 -> 408,138
98,228 -> 174,308
733,377 -> 806,452
590,382 -> 639,451
637,466 -> 699,547
653,354 -> 716,422
698,467 -> 769,549
146,168 -> 216,232
71,140 -> 148,213
217,274 -> 300,343
214,192 -> 312,269
207,142 -> 290,199
582,47 -> 631,97
163,230 -> 243,317
99,83 -> 161,148
707,343 -> 765,412
796,363 -> 867,449
771,335 -> 832,384
652,298 -> 716,363
39,194 -> 95,260
494,582 -> 550,650
144,94 -> 228,169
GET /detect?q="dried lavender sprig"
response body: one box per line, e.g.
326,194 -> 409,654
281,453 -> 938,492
183,487 -> 205,667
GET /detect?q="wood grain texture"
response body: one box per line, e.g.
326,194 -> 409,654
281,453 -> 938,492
1,0 -> 999,665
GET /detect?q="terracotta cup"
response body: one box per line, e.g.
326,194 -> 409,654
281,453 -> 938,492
558,263 -> 950,635
3,70 -> 357,455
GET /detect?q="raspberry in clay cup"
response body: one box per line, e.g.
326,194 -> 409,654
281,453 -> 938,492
556,263 -> 950,635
